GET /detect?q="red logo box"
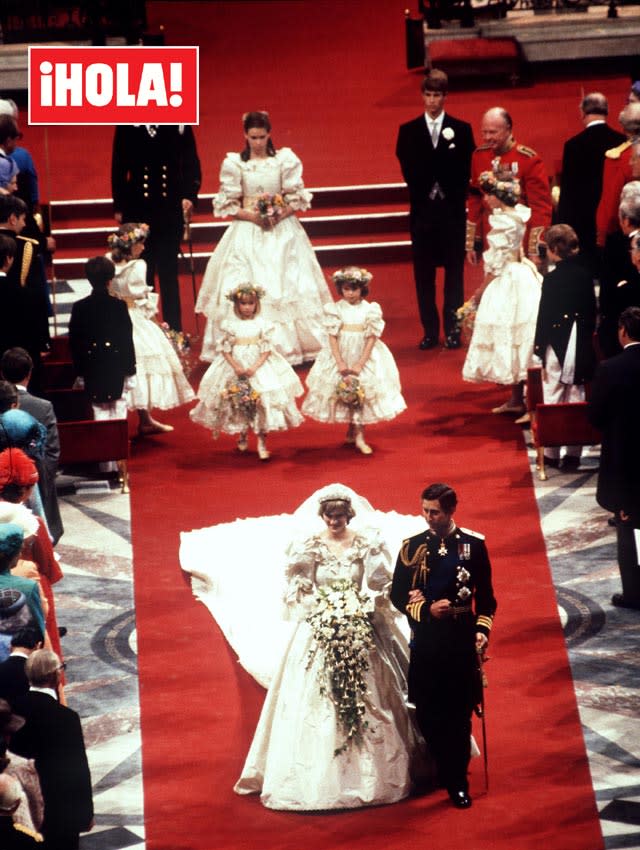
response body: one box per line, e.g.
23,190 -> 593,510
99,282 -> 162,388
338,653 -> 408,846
28,45 -> 199,126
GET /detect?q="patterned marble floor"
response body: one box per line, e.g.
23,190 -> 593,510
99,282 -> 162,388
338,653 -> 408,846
49,434 -> 639,850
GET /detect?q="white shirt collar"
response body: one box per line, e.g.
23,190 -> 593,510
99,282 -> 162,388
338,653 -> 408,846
424,112 -> 445,132
30,686 -> 58,700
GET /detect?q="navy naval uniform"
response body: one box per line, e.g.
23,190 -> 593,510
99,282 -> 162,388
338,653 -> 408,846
391,525 -> 496,795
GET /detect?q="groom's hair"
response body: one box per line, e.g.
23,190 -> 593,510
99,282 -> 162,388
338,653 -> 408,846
421,483 -> 457,513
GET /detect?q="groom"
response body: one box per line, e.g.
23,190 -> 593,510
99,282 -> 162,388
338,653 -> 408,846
396,70 -> 475,350
391,483 -> 497,808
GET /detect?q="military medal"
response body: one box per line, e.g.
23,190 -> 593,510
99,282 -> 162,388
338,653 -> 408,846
459,543 -> 471,561
438,538 -> 447,556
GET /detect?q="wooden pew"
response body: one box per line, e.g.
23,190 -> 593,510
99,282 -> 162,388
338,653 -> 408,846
527,367 -> 601,480
58,419 -> 130,493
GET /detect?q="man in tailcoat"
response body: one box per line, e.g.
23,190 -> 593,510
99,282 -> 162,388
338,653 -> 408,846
396,70 -> 475,350
557,92 -> 625,277
111,124 -> 202,332
588,306 -> 640,609
68,257 -> 136,408
11,649 -> 94,850
391,483 -> 497,808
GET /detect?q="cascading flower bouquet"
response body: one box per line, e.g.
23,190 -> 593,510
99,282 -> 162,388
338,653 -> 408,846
211,376 -> 262,438
306,578 -> 375,756
455,299 -> 477,343
331,375 -> 366,423
160,323 -> 194,377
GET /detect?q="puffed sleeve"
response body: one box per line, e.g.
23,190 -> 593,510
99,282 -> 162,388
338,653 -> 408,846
279,147 -> 313,211
363,302 -> 385,338
213,153 -> 243,217
360,528 -> 393,597
257,320 -> 277,354
215,319 -> 236,354
283,536 -> 318,620
322,302 -> 342,336
128,260 -> 159,318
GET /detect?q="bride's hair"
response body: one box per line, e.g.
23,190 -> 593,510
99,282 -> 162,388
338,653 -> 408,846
241,111 -> 276,161
317,496 -> 356,520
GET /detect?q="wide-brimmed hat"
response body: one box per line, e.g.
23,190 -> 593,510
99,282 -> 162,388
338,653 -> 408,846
0,698 -> 25,735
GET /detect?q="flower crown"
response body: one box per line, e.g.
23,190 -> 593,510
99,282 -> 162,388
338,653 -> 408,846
478,171 -> 521,207
107,223 -> 150,252
225,283 -> 266,302
331,268 -> 373,287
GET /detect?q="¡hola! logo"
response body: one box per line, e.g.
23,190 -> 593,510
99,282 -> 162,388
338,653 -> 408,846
28,46 -> 199,125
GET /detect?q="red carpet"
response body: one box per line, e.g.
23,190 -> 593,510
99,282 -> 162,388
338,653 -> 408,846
128,261 -> 603,850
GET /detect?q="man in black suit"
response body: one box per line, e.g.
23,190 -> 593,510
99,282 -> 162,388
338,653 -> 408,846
0,628 -> 42,706
396,70 -> 475,350
557,92 -> 626,277
588,306 -> 640,609
68,257 -> 136,411
111,124 -> 202,331
1,348 -> 63,545
11,649 -> 93,850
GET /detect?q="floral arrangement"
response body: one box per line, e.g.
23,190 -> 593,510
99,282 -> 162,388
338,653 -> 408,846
225,283 -> 266,303
306,578 -> 375,756
107,223 -> 150,252
331,267 -> 373,287
331,375 -> 365,423
254,192 -> 285,219
160,323 -> 193,378
220,376 -> 261,430
455,299 -> 477,342
478,170 -> 521,207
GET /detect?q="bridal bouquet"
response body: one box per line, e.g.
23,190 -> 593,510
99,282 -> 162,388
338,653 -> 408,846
306,578 -> 375,756
455,299 -> 477,342
254,192 -> 285,220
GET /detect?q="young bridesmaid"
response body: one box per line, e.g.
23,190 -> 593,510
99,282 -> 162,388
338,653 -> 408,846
107,223 -> 195,435
190,283 -> 303,460
302,267 -> 406,454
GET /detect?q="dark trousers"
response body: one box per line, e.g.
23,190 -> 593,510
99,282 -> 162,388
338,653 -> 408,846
617,518 -> 640,603
142,219 -> 183,332
410,203 -> 465,340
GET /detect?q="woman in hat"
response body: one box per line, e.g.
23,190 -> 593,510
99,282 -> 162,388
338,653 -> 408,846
0,523 -> 46,655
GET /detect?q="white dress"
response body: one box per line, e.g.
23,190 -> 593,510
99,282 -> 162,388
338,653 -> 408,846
302,299 -> 407,424
196,148 -> 332,365
190,314 -> 304,435
462,205 -> 542,386
108,256 -> 195,410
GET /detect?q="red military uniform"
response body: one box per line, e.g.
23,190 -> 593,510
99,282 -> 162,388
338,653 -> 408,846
595,140 -> 634,247
467,140 -> 552,257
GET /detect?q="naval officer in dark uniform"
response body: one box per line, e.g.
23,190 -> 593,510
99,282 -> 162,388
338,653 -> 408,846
391,483 -> 497,809
111,124 -> 202,332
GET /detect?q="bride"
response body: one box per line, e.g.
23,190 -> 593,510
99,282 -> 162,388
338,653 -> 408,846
180,484 -> 428,811
195,111 -> 332,366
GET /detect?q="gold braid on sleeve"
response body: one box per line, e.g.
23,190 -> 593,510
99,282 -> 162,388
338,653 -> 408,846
465,220 -> 477,252
528,225 -> 544,258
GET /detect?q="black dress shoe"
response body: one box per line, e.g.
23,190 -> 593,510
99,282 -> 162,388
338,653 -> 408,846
611,593 -> 640,610
561,455 -> 580,471
444,333 -> 461,349
448,789 -> 472,809
419,336 -> 438,350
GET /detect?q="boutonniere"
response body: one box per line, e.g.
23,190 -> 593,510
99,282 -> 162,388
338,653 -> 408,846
442,127 -> 455,141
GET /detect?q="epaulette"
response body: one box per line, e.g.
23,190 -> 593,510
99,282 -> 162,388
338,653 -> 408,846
516,144 -> 537,158
20,239 -> 34,287
16,235 -> 39,246
458,526 -> 485,540
399,539 -> 428,567
605,140 -> 631,160
14,822 -> 44,842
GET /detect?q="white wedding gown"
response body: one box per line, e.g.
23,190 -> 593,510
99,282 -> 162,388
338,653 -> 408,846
179,485 -> 428,811
462,204 -> 542,385
195,148 -> 332,365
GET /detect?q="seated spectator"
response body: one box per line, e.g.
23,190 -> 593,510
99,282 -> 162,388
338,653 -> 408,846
0,380 -> 18,413
0,410 -> 48,529
0,773 -> 42,847
0,450 -> 62,660
0,524 -> 46,662
0,156 -> 18,195
1,348 -> 63,544
0,629 -> 43,706
0,700 -> 43,836
11,650 -> 94,850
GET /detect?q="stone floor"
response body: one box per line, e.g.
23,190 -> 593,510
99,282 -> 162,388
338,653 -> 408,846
50,433 -> 639,850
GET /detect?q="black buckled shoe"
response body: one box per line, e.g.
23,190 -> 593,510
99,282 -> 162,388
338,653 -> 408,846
448,789 -> 472,808
419,336 -> 438,350
611,593 -> 640,610
444,332 -> 461,349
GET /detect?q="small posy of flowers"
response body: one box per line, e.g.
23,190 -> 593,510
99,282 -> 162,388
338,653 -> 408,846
306,578 -> 375,756
222,376 -> 261,426
332,267 -> 372,287
161,323 -> 193,377
254,192 -> 285,219
333,375 -> 365,421
455,299 -> 477,342
478,170 -> 521,207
